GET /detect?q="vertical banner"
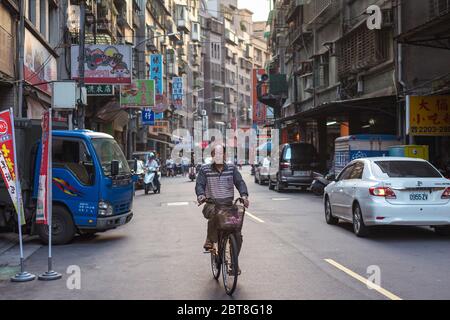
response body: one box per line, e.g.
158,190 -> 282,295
150,54 -> 166,117
0,109 -> 25,224
150,54 -> 163,94
172,77 -> 184,110
36,110 -> 50,225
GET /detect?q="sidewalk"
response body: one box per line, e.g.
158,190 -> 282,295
0,233 -> 42,280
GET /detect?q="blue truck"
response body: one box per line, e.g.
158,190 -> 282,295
0,122 -> 134,244
334,134 -> 402,175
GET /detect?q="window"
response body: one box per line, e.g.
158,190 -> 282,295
349,162 -> 364,180
338,164 -> 355,181
92,138 -> 131,176
374,161 -> 442,178
28,0 -> 37,26
53,138 -> 95,185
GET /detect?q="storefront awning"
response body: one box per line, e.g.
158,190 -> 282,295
397,12 -> 450,50
278,96 -> 397,123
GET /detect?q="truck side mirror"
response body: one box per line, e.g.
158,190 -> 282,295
111,160 -> 119,176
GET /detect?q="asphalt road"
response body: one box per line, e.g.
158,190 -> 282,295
1,167 -> 450,300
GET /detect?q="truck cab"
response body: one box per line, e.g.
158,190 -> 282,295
33,130 -> 134,244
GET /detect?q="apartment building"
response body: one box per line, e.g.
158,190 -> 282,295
266,0 -> 398,169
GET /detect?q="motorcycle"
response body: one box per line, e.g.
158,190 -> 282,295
310,172 -> 335,196
188,165 -> 196,182
144,166 -> 161,194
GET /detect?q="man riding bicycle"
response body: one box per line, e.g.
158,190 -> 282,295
195,144 -> 249,252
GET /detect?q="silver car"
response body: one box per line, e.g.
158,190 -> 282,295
324,157 -> 450,237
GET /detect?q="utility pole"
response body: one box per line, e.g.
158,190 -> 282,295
17,0 -> 25,118
77,0 -> 86,129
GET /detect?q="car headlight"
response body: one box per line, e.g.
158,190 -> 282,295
98,201 -> 114,216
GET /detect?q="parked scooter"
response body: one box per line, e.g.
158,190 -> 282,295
310,172 -> 334,196
144,166 -> 161,194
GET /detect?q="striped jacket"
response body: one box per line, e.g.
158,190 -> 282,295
195,163 -> 248,204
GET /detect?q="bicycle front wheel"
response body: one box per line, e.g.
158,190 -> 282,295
221,234 -> 239,296
211,245 -> 221,280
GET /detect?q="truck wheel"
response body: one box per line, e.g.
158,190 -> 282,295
37,205 -> 76,245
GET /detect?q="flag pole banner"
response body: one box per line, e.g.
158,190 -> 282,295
36,110 -> 50,225
0,109 -> 25,225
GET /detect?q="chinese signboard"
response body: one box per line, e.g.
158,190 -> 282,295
142,108 -> 155,126
407,96 -> 450,136
252,69 -> 268,126
86,84 -> 114,96
71,44 -> 132,84
120,80 -> 155,108
24,29 -> 57,95
0,109 -> 25,224
172,77 -> 184,110
150,54 -> 164,94
36,110 -> 51,225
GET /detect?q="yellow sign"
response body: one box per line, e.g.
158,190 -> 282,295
407,96 -> 450,136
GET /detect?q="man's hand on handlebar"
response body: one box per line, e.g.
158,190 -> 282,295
241,196 -> 249,208
197,195 -> 207,205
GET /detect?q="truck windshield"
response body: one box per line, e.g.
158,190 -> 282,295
92,138 -> 131,176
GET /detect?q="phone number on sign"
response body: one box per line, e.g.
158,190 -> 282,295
410,126 -> 450,134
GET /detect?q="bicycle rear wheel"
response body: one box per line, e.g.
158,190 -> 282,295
221,233 -> 239,296
211,244 -> 221,280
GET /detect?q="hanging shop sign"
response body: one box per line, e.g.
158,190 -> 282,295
120,79 -> 155,108
407,95 -> 450,136
24,29 -> 57,95
71,44 -> 132,84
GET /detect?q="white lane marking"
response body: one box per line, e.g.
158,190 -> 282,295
324,259 -> 402,301
246,211 -> 265,223
271,198 -> 291,201
167,202 -> 190,206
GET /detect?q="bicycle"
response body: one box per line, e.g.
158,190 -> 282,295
199,198 -> 245,296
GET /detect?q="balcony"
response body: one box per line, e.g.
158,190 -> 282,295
304,0 -> 339,26
212,101 -> 226,114
176,5 -> 190,33
225,28 -> 238,45
286,0 -> 304,23
429,0 -> 450,19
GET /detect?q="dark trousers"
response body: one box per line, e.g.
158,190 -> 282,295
203,203 -> 243,255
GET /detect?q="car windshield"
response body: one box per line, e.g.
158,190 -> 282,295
374,161 -> 442,178
92,138 -> 131,176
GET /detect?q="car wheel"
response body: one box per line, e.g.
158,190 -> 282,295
275,177 -> 284,192
434,226 -> 450,236
325,197 -> 339,225
37,205 -> 76,245
352,203 -> 369,237
268,178 -> 275,190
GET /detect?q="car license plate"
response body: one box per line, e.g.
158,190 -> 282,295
294,171 -> 310,177
410,193 -> 428,201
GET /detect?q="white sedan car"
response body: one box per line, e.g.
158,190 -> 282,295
324,157 -> 450,237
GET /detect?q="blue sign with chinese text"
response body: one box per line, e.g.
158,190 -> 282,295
150,54 -> 163,95
142,108 -> 155,126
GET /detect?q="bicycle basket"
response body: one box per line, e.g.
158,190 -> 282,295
215,204 -> 245,232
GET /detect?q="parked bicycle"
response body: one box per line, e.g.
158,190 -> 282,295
198,197 -> 246,296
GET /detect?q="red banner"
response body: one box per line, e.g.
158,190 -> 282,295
0,109 -> 25,224
36,110 -> 51,225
